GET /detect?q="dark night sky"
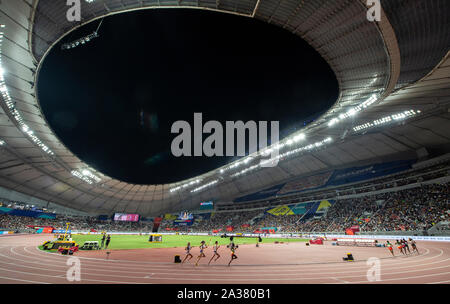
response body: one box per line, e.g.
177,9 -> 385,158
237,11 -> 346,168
37,9 -> 338,185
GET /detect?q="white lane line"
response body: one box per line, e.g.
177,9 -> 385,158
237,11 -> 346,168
428,280 -> 450,284
14,245 -> 450,275
0,266 -> 147,284
1,241 -> 449,284
2,241 -> 448,284
2,255 -> 448,283
0,257 -> 159,280
7,246 -> 449,277
22,245 -> 436,273
0,275 -> 51,284
351,271 -> 450,284
331,277 -> 350,284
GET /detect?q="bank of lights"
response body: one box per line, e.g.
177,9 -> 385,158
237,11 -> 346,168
61,15 -> 102,51
0,24 -> 55,156
264,137 -> 332,165
353,110 -> 421,132
170,179 -> 202,193
191,180 -> 218,193
328,94 -> 378,127
218,133 -> 306,175
81,169 -> 101,183
71,171 -> 93,185
71,169 -> 101,185
232,137 -> 333,177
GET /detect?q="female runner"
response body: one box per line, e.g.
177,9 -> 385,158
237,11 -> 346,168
228,242 -> 238,266
182,242 -> 193,264
208,241 -> 221,265
195,241 -> 207,266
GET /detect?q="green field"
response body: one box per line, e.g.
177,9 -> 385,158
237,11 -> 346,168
40,234 -> 308,251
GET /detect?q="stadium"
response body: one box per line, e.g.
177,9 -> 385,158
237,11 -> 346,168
0,0 -> 449,286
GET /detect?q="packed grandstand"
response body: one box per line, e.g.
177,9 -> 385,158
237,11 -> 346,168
2,156 -> 448,236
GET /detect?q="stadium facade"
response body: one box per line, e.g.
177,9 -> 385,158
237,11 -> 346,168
0,0 -> 449,216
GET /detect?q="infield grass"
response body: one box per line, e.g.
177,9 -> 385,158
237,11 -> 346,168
39,234 -> 309,250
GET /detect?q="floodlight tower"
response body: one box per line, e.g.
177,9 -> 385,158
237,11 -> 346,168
61,18 -> 104,50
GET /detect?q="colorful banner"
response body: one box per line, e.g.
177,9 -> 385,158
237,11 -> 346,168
290,202 -> 310,215
350,225 -> 360,232
261,227 -> 277,234
52,229 -> 72,234
316,200 -> 333,212
346,225 -> 360,235
36,227 -> 53,233
152,217 -> 163,231
310,238 -> 324,245
164,213 -> 178,221
266,205 -> 294,216
346,229 -> 355,235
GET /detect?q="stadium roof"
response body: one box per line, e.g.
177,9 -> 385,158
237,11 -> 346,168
0,0 -> 449,216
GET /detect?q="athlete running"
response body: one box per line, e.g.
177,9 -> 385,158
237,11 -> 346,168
208,241 -> 221,265
195,241 -> 207,266
182,242 -> 193,264
228,242 -> 238,266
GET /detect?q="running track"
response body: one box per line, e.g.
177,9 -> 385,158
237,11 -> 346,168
0,234 -> 449,284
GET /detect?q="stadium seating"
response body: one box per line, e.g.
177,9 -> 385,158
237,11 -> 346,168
1,161 -> 448,236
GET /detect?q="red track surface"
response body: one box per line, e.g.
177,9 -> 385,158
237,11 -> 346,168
0,234 -> 449,284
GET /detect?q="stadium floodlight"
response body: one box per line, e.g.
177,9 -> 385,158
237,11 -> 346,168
71,170 -> 93,185
170,178 -> 202,193
294,133 -> 305,142
61,19 -> 103,51
191,180 -> 218,193
353,109 -> 420,132
347,108 -> 357,116
328,118 -> 339,127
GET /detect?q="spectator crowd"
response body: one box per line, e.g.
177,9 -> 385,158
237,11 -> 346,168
1,183 -> 448,235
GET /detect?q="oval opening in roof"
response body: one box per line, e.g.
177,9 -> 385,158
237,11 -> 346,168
37,9 -> 338,185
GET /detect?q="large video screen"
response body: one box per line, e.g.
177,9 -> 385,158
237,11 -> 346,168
178,211 -> 193,220
199,201 -> 214,210
114,213 -> 139,222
